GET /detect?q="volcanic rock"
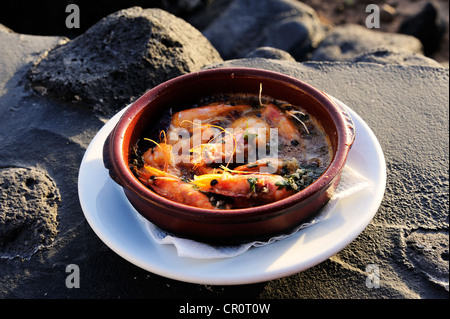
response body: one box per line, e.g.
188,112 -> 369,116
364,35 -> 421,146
350,47 -> 443,67
245,46 -> 296,61
398,0 -> 447,56
202,0 -> 328,61
0,167 -> 60,260
406,229 -> 449,291
28,7 -> 223,116
310,24 -> 424,62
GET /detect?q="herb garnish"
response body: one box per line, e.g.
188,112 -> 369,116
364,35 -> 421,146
275,165 -> 323,192
247,177 -> 258,193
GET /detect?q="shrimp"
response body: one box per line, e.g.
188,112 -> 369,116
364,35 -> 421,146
190,130 -> 245,166
190,116 -> 271,166
142,143 -> 173,169
167,103 -> 251,165
168,103 -> 304,169
174,105 -> 299,168
261,103 -> 303,145
141,142 -> 185,176
230,116 -> 271,147
138,166 -> 215,209
141,140 -> 220,177
170,103 -> 252,131
192,172 -> 296,204
141,124 -> 241,174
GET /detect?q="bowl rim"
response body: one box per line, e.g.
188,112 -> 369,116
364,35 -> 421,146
106,67 -> 353,221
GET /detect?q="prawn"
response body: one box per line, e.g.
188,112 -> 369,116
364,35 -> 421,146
190,129 -> 245,167
141,125 -> 240,175
230,116 -> 271,148
138,165 -> 215,209
189,115 -> 273,167
261,103 -> 303,146
170,103 -> 252,131
192,172 -> 296,204
142,142 -> 176,172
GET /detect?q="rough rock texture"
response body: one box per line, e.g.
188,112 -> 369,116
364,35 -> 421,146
310,24 -> 424,62
202,0 -> 328,61
27,7 -> 222,116
406,229 -> 449,291
350,47 -> 444,67
0,167 -> 60,260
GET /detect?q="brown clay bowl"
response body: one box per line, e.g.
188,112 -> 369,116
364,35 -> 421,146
103,67 -> 355,244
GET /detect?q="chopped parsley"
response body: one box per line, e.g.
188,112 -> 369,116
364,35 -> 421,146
275,165 -> 323,192
247,177 -> 258,193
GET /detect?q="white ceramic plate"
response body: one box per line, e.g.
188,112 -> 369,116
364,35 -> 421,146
78,97 -> 386,285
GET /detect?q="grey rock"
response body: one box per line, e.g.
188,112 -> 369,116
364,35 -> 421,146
188,0 -> 234,30
202,0 -> 328,61
350,47 -> 443,67
406,229 -> 449,291
0,167 -> 60,260
310,24 -> 424,62
398,0 -> 447,56
0,32 -> 68,98
245,46 -> 296,61
28,7 -> 223,116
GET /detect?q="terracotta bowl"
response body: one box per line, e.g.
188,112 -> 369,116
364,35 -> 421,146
103,68 -> 355,244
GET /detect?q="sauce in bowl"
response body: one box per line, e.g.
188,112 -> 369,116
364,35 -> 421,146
130,93 -> 332,209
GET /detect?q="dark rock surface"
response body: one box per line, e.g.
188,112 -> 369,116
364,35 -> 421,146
28,7 -> 222,116
202,0 -> 328,61
310,24 -> 423,62
0,3 -> 448,301
398,0 -> 447,56
406,229 -> 449,290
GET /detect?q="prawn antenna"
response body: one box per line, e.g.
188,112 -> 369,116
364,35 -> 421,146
288,110 -> 310,135
144,138 -> 162,149
259,83 -> 264,107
